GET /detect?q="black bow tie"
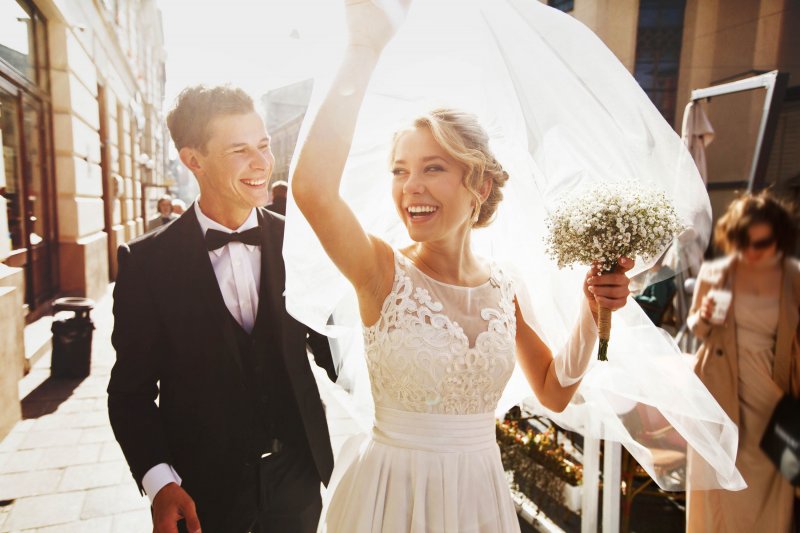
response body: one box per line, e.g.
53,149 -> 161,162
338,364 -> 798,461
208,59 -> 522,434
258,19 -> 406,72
205,227 -> 261,251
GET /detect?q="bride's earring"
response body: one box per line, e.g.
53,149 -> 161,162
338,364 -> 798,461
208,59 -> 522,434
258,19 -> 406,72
471,202 -> 481,225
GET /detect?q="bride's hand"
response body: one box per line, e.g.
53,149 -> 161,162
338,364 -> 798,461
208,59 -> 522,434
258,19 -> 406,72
584,257 -> 634,315
346,0 -> 412,54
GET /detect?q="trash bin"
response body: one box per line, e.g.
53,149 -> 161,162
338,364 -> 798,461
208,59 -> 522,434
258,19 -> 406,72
51,297 -> 96,378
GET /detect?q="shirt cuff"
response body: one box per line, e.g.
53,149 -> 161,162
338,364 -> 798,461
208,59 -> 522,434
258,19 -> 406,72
142,463 -> 182,504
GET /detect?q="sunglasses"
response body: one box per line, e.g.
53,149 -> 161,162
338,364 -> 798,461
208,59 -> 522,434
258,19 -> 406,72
745,236 -> 776,251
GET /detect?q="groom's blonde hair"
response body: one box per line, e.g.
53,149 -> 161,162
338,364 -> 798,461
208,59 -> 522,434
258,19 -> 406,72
391,109 -> 509,228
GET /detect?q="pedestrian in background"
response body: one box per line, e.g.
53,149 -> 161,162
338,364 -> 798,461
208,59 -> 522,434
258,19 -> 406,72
147,194 -> 179,232
686,190 -> 799,533
267,180 -> 288,216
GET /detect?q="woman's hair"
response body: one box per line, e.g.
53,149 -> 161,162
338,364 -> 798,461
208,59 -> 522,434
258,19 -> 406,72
166,85 -> 254,153
714,190 -> 796,255
391,108 -> 509,228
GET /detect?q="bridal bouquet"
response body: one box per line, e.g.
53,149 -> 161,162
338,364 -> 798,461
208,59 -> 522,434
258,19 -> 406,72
544,183 -> 684,360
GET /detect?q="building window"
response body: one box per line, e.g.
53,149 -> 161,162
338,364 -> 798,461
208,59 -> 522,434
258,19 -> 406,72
1,0 -> 57,310
0,0 -> 47,88
0,0 -> 35,80
0,91 -> 23,251
634,0 -> 687,126
548,0 -> 574,12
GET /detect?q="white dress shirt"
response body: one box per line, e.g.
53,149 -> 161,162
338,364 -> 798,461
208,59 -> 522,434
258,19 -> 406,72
142,200 -> 263,503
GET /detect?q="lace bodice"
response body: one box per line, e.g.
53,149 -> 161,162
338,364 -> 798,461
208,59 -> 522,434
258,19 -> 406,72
363,251 -> 517,415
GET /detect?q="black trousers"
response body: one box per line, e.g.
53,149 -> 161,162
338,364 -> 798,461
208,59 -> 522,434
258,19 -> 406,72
178,446 -> 322,533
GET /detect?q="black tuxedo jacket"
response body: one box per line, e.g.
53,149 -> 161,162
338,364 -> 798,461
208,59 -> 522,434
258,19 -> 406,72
108,205 -> 335,522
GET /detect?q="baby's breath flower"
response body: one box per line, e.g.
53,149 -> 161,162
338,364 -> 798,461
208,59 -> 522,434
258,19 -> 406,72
544,183 -> 684,273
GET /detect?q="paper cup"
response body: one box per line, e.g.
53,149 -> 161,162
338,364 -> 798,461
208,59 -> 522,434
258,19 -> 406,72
707,288 -> 732,325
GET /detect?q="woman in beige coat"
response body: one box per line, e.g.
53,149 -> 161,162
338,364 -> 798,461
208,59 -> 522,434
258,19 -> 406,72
687,191 -> 799,532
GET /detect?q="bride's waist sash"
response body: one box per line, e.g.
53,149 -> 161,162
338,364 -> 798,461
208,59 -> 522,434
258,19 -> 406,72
372,406 -> 497,453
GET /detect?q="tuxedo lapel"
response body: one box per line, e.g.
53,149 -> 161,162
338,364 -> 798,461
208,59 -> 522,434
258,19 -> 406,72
250,210 -> 309,388
245,209 -> 335,484
251,209 -> 285,347
167,205 -> 246,378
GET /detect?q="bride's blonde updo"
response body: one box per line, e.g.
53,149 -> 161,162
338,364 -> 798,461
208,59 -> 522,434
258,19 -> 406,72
391,108 -> 509,228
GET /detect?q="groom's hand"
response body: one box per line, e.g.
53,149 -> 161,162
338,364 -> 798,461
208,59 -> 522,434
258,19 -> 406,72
152,483 -> 201,533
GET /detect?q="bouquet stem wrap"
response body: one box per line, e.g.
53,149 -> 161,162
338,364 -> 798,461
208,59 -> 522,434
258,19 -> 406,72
597,304 -> 611,361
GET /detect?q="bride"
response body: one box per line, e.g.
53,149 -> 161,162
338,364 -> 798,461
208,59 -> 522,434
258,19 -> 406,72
289,0 -> 745,531
291,1 -> 633,531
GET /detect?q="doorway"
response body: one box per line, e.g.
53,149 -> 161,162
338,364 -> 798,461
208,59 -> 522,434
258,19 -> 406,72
0,80 -> 58,315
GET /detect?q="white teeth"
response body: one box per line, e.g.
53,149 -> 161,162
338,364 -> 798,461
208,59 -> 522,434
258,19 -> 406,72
242,179 -> 266,186
407,205 -> 437,214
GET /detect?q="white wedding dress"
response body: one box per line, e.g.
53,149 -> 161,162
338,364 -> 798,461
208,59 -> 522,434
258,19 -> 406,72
318,250 -> 521,533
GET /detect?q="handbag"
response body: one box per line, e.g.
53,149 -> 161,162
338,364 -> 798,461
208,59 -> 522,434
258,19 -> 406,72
760,393 -> 800,486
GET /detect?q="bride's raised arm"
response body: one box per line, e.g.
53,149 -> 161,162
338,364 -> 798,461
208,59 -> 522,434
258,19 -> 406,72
292,1 -> 410,319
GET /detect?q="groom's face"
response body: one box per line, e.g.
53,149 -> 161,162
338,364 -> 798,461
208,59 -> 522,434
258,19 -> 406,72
189,112 -> 274,214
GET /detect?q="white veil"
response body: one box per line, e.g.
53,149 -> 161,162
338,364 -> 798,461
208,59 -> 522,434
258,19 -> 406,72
284,0 -> 744,491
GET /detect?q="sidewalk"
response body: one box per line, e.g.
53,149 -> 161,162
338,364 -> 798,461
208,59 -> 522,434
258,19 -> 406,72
0,285 -> 362,532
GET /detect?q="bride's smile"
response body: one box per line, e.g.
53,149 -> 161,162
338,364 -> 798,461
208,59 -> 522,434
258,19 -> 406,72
391,126 -> 477,241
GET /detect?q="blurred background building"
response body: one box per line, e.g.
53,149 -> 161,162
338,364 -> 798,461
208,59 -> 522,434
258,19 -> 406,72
0,0 -> 168,439
261,78 -> 313,185
547,0 -> 799,246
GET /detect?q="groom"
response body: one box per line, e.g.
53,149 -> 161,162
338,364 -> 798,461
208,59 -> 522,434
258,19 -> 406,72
108,85 -> 335,533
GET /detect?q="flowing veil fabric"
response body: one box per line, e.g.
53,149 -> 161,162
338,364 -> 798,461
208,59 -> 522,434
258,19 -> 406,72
284,0 -> 745,491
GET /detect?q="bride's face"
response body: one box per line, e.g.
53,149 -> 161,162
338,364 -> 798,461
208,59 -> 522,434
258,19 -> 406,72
391,127 -> 474,242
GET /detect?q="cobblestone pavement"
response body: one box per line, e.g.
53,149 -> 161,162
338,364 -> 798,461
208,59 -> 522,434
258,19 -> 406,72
0,285 -> 362,532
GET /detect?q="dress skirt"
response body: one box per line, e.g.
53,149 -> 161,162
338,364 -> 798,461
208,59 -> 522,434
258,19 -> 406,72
318,407 -> 520,533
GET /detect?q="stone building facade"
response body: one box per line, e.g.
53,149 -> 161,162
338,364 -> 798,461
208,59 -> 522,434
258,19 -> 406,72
0,0 -> 168,439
